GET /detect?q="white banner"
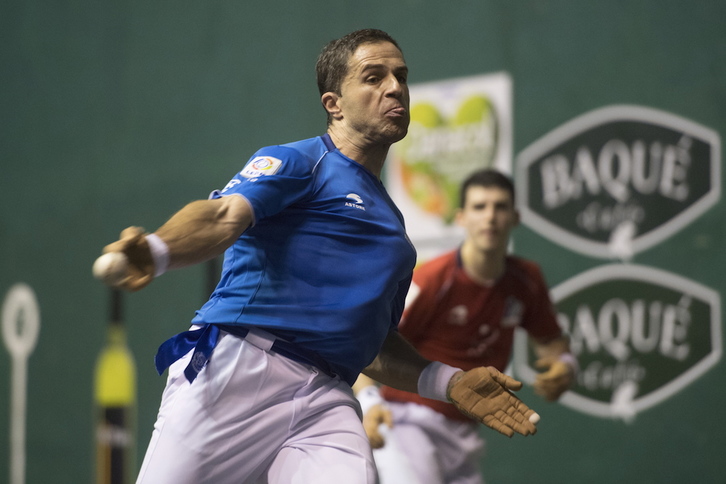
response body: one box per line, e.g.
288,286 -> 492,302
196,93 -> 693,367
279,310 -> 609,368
386,72 -> 513,261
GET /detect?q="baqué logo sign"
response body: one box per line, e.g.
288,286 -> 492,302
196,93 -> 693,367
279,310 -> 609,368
514,264 -> 722,421
516,105 -> 721,259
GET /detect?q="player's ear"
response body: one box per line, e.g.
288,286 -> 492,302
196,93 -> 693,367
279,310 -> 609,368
321,92 -> 343,120
454,208 -> 465,227
513,208 -> 521,227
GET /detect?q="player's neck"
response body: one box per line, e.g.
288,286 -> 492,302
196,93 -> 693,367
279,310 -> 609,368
327,127 -> 390,178
459,241 -> 506,285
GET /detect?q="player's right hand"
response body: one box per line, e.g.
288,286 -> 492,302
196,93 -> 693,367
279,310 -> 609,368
533,356 -> 575,402
101,226 -> 155,292
447,366 -> 539,438
362,403 -> 393,449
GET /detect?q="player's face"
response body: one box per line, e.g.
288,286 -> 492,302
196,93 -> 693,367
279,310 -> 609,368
336,41 -> 410,144
456,185 -> 520,254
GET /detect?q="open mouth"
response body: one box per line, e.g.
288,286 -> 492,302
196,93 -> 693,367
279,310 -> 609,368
387,107 -> 407,117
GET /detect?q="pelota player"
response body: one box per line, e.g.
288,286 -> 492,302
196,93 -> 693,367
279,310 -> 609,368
96,30 -> 539,484
355,169 -> 576,484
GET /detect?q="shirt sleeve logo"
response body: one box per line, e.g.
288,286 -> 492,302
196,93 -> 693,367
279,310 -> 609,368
240,156 -> 283,178
220,179 -> 241,193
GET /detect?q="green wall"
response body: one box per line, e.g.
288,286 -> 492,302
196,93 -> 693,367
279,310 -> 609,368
1,1 -> 724,483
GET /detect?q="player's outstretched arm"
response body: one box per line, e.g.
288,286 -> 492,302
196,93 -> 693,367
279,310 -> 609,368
362,331 -> 539,438
361,330 -> 431,393
96,195 -> 253,292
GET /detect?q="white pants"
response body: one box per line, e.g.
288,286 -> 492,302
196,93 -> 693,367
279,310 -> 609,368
374,402 -> 485,484
136,329 -> 378,484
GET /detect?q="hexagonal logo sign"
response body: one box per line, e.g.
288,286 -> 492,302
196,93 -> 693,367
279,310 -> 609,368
514,264 -> 722,421
516,105 -> 721,259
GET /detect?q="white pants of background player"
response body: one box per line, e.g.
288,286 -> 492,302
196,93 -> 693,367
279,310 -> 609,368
136,328 -> 377,484
374,402 -> 485,484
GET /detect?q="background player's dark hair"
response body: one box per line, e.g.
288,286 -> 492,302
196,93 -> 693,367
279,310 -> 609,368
316,29 -> 403,124
459,169 -> 516,208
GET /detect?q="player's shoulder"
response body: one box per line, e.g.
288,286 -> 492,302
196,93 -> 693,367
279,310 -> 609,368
414,250 -> 458,280
278,136 -> 328,160
250,136 -> 326,173
506,255 -> 542,271
505,255 -> 547,285
420,249 -> 458,269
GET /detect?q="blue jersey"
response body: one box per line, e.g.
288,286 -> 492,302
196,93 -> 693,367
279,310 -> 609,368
190,134 -> 416,385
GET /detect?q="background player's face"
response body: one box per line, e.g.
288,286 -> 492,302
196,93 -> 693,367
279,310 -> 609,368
456,185 -> 520,255
336,41 -> 410,144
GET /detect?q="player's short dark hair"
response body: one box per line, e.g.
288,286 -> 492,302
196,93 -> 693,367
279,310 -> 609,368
459,169 -> 516,208
316,29 -> 402,123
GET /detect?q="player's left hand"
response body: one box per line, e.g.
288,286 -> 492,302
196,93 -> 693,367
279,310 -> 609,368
533,356 -> 575,401
448,366 -> 539,438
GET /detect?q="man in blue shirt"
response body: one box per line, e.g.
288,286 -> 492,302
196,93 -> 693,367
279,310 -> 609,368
97,29 -> 539,484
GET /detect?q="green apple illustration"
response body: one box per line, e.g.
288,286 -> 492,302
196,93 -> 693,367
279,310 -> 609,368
394,95 -> 498,224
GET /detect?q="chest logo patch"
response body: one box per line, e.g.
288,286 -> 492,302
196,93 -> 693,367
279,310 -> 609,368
502,297 -> 524,328
448,305 -> 468,325
345,193 -> 366,211
240,156 -> 283,178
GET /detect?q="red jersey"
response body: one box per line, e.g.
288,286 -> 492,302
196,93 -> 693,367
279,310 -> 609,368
381,249 -> 561,421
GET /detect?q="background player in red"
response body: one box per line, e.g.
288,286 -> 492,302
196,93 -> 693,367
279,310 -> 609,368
355,168 -> 577,484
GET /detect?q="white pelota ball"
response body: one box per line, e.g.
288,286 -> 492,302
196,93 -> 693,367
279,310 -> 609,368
92,252 -> 129,286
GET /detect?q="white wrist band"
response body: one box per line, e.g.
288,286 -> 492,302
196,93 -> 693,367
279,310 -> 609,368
356,385 -> 385,416
559,353 -> 579,376
145,234 -> 170,277
418,361 -> 462,402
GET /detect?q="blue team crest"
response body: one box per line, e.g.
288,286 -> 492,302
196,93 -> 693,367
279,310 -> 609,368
240,156 -> 283,178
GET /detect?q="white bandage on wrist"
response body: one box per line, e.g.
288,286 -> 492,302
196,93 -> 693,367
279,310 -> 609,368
559,352 -> 579,376
355,384 -> 385,416
418,361 -> 462,402
145,233 -> 170,277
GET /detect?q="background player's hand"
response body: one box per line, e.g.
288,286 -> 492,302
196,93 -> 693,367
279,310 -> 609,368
447,366 -> 539,438
533,356 -> 575,402
362,403 -> 393,449
100,226 -> 155,292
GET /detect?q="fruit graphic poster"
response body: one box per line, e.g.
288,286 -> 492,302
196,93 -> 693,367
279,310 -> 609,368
386,72 -> 513,261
